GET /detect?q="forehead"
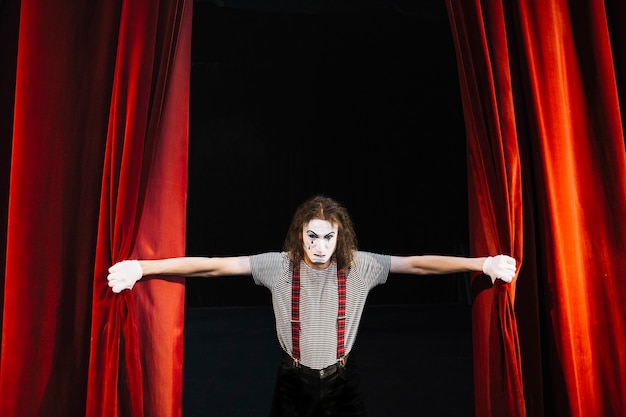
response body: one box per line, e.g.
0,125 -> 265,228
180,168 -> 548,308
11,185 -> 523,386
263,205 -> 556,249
303,219 -> 338,234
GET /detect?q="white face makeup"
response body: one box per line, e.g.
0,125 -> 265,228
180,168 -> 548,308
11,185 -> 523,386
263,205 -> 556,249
302,219 -> 338,269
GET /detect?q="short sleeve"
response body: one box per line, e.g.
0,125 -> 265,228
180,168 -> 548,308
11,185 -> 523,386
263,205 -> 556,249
249,252 -> 290,289
355,251 -> 391,289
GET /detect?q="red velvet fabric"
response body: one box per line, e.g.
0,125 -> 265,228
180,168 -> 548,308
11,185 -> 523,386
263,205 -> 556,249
0,0 -> 191,416
87,1 -> 192,416
448,0 -> 626,416
446,1 -> 525,415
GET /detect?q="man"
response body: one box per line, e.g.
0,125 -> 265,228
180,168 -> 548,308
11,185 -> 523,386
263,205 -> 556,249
107,195 -> 516,417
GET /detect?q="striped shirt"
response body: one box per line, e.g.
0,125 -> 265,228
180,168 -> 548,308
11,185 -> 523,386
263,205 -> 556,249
250,251 -> 390,369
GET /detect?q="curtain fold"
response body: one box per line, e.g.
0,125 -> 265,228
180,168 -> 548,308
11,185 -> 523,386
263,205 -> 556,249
88,1 -> 191,417
446,1 -> 526,416
515,1 -> 626,415
448,0 -> 626,416
0,1 -> 120,415
0,0 -> 191,416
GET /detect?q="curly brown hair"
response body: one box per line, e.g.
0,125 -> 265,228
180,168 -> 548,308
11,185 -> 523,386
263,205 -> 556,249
283,195 -> 358,270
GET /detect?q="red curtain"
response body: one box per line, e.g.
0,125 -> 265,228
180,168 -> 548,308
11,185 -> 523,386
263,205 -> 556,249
0,1 -> 191,416
448,1 -> 626,416
446,1 -> 525,416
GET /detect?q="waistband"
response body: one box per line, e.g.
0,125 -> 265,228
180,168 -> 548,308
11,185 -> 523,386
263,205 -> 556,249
282,354 -> 349,379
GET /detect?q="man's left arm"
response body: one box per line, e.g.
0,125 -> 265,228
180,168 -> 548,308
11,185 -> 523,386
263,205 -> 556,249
389,254 -> 517,283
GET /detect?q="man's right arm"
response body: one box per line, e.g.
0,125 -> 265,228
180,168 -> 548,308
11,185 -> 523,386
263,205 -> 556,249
107,256 -> 252,293
139,256 -> 252,277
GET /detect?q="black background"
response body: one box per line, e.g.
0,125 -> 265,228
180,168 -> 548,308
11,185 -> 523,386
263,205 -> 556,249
185,0 -> 469,307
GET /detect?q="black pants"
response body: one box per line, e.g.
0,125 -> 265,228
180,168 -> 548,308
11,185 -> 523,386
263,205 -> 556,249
269,354 -> 367,417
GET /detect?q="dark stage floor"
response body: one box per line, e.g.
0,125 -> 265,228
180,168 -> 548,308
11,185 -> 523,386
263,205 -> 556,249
183,304 -> 474,417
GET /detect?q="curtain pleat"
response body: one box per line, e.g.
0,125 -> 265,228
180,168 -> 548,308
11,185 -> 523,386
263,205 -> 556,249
0,0 -> 191,416
446,1 -> 526,416
0,1 -> 120,415
447,0 -> 626,416
88,1 -> 191,417
515,1 -> 626,415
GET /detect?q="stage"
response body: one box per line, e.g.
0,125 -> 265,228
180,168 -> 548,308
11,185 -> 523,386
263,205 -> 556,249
183,303 -> 474,417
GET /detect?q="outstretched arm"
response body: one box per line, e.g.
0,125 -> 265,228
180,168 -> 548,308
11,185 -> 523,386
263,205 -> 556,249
107,256 -> 252,293
138,256 -> 252,277
390,254 -> 516,283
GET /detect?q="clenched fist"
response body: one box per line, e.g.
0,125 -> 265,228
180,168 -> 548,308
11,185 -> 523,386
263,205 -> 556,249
107,260 -> 143,293
482,255 -> 516,283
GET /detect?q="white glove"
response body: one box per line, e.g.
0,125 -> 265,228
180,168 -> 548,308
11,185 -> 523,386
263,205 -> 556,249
107,260 -> 143,293
482,255 -> 516,284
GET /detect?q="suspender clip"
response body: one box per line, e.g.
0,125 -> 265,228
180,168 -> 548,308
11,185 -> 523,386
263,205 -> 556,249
338,355 -> 347,367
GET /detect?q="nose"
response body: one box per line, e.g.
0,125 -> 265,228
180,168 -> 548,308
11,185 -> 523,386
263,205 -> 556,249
310,239 -> 326,252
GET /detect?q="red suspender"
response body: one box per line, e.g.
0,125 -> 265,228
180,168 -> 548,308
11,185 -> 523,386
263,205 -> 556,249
291,264 -> 347,361
291,265 -> 302,360
336,267 -> 347,358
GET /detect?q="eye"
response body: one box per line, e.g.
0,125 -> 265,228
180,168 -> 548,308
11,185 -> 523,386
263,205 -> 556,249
324,234 -> 335,241
307,232 -> 319,239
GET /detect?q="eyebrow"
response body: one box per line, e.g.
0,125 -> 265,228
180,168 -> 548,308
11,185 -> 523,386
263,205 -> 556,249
306,230 -> 335,238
